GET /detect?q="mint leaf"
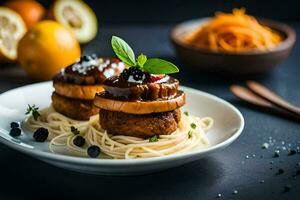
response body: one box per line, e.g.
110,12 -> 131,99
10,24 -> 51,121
137,54 -> 147,67
111,36 -> 136,66
143,58 -> 179,74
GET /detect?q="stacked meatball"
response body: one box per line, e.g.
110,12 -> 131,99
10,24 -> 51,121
94,67 -> 186,137
52,55 -> 124,120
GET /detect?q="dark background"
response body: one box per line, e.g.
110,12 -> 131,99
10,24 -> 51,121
38,0 -> 300,24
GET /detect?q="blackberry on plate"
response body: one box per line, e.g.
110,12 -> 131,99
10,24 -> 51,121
73,135 -> 85,147
9,128 -> 21,137
87,145 -> 101,158
33,128 -> 49,142
10,122 -> 19,129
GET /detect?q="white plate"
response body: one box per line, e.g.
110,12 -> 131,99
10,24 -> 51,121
0,82 -> 244,175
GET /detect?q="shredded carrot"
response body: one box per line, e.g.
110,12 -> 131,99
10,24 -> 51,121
184,8 -> 282,52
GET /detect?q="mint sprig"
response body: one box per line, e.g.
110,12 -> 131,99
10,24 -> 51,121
137,54 -> 147,67
143,58 -> 179,74
111,36 -> 179,74
25,104 -> 40,120
111,36 -> 136,66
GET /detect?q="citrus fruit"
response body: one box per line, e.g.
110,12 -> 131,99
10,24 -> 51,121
0,7 -> 26,62
18,20 -> 81,80
48,0 -> 98,44
4,0 -> 46,28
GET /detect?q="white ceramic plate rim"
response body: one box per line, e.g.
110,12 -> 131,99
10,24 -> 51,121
0,82 -> 244,166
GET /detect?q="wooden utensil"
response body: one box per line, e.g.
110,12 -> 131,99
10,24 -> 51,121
247,81 -> 300,116
230,85 -> 300,120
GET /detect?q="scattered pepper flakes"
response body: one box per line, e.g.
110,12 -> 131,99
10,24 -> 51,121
262,143 -> 269,149
283,185 -> 292,193
274,150 -> 280,158
288,149 -> 297,156
277,168 -> 284,175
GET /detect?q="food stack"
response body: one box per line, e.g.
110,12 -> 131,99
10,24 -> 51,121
52,55 -> 124,120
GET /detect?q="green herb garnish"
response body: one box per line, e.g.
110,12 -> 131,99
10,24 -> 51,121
149,135 -> 159,142
111,36 -> 136,66
188,131 -> 193,138
111,36 -> 179,74
184,111 -> 189,116
137,54 -> 147,67
71,126 -> 80,135
25,104 -> 40,120
190,123 -> 197,129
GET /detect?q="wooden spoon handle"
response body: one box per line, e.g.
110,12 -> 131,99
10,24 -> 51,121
230,85 -> 300,120
231,85 -> 277,108
247,81 -> 300,115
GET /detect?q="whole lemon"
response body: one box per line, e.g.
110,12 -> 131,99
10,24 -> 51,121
18,20 -> 81,80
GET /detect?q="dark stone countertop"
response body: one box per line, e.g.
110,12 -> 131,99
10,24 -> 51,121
0,23 -> 300,200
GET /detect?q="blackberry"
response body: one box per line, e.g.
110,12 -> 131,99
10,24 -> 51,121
9,128 -> 21,137
133,73 -> 143,81
87,145 -> 101,158
33,128 -> 49,142
120,69 -> 130,80
73,135 -> 85,147
121,67 -> 145,81
10,122 -> 19,129
130,67 -> 144,81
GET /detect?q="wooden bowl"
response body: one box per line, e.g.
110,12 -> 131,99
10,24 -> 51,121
170,18 -> 296,74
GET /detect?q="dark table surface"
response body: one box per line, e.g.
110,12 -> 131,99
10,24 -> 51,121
1,23 -> 300,200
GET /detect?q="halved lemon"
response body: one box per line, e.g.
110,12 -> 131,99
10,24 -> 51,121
4,0 -> 46,28
48,0 -> 98,44
0,7 -> 26,62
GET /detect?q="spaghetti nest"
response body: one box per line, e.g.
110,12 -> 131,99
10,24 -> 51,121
25,106 -> 213,159
185,8 -> 282,52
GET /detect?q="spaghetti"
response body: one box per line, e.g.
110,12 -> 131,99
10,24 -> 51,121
184,8 -> 282,52
24,106 -> 213,159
